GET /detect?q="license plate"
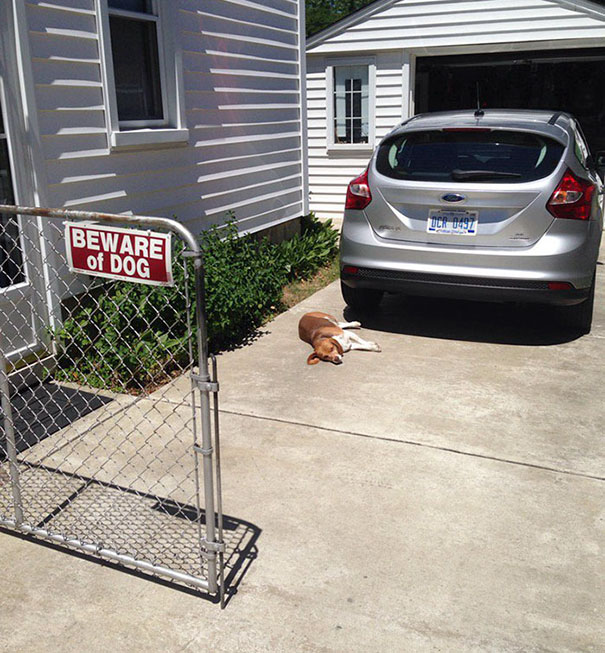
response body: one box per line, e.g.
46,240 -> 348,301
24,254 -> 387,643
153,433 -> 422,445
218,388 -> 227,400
427,210 -> 478,236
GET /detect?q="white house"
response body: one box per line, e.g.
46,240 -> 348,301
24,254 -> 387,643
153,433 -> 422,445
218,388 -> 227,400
306,0 -> 605,221
0,0 -> 307,362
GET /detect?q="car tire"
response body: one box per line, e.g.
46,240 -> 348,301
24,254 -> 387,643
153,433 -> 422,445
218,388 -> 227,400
341,281 -> 384,311
561,274 -> 596,334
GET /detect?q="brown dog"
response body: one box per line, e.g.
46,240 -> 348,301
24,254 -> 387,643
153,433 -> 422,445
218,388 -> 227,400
298,311 -> 381,365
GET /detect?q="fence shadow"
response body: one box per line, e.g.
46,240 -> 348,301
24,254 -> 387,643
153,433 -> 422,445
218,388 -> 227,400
0,461 -> 260,606
151,496 -> 261,607
344,294 -> 582,346
1,378 -> 259,606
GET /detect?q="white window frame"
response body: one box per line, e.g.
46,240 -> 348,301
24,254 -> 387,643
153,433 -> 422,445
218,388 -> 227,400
326,57 -> 375,154
97,0 -> 188,149
0,91 -> 27,291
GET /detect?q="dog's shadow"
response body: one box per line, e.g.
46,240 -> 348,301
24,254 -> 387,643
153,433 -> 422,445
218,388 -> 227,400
343,294 -> 582,346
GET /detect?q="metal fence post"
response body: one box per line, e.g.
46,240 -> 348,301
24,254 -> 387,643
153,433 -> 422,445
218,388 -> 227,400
0,346 -> 23,527
191,251 -> 220,594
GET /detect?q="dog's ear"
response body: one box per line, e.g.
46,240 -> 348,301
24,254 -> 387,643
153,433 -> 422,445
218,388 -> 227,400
330,338 -> 344,355
307,352 -> 321,365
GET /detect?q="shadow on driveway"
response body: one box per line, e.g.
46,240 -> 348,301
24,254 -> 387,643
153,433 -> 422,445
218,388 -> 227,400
0,383 -> 113,458
344,294 -> 582,346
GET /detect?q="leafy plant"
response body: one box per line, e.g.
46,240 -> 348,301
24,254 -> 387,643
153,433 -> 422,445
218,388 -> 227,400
202,220 -> 288,351
53,214 -> 338,392
306,0 -> 375,36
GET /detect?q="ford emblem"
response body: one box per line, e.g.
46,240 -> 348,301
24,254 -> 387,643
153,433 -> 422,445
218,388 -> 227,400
441,193 -> 466,203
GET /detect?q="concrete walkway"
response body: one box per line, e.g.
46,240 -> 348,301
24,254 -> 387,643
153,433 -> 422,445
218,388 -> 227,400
1,260 -> 604,651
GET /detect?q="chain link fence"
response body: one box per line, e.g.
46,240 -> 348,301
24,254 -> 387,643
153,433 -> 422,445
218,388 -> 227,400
0,205 -> 229,603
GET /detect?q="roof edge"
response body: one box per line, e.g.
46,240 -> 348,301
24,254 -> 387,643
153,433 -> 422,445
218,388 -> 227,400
306,0 -> 605,52
306,0 -> 399,51
557,0 -> 605,20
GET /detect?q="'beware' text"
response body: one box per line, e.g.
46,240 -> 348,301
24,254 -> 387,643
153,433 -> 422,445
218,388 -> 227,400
65,223 -> 173,286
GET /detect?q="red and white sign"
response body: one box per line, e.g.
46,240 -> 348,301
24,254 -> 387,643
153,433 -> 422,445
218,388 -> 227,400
65,223 -> 173,286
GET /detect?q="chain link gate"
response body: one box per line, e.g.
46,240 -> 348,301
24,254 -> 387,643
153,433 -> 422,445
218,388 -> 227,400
0,205 -> 226,604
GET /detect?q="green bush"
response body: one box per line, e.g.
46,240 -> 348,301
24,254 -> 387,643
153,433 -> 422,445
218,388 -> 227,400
203,220 -> 288,351
53,215 -> 338,392
54,252 -> 191,391
277,216 -> 339,280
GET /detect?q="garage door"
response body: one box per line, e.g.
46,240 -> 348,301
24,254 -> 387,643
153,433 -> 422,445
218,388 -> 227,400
415,48 -> 605,154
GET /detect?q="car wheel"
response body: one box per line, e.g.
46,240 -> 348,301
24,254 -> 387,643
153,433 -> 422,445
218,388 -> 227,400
341,281 -> 384,311
561,274 -> 596,334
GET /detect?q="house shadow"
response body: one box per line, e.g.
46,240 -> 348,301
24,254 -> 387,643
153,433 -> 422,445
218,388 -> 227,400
343,293 -> 583,346
0,382 -> 113,458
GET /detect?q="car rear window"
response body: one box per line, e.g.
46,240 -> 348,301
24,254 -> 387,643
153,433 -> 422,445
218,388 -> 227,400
376,130 -> 564,183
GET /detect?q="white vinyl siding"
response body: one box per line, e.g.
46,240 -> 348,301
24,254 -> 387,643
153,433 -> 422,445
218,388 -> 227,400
307,51 -> 403,220
25,0 -> 306,235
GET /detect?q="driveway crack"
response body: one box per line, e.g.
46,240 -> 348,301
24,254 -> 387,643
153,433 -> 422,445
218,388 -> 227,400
218,408 -> 605,483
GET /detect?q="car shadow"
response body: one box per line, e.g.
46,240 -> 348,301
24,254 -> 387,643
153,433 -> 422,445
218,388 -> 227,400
343,294 -> 583,346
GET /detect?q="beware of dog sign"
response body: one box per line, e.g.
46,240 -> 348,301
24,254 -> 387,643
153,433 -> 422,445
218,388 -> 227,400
65,223 -> 173,286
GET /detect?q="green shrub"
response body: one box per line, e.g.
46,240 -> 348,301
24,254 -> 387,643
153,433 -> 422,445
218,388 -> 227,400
54,254 -> 191,391
53,215 -> 338,392
277,216 -> 339,281
202,220 -> 288,351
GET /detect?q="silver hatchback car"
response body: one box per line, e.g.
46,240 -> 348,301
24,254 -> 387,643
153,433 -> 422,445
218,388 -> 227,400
340,109 -> 603,333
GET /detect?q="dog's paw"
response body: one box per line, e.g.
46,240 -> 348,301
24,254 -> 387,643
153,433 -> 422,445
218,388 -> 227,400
372,343 -> 382,352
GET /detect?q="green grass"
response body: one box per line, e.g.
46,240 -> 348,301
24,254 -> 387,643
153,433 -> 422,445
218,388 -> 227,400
280,256 -> 340,310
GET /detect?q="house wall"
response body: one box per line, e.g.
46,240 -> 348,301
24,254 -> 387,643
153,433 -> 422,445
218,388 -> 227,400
307,51 -> 403,221
306,0 -> 605,221
24,0 -> 306,235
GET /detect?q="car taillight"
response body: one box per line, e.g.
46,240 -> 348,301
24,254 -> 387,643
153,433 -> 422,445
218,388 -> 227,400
342,266 -> 359,275
345,169 -> 372,210
547,169 -> 595,220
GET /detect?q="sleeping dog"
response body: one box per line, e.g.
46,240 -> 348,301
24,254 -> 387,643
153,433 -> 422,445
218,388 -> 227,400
298,311 -> 381,365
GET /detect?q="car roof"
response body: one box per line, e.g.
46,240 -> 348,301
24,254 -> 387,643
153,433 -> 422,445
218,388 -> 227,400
391,109 -> 574,142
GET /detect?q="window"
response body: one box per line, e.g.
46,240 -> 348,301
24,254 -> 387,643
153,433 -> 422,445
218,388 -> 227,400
0,108 -> 24,289
571,121 -> 590,169
108,0 -> 164,125
99,0 -> 188,148
327,60 -> 374,150
333,65 -> 369,144
376,130 -> 564,184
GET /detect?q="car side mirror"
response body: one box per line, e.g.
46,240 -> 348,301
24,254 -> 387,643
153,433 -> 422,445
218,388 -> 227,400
594,151 -> 605,181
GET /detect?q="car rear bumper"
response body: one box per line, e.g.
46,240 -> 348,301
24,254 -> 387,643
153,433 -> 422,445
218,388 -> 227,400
341,267 -> 590,305
340,210 -> 601,305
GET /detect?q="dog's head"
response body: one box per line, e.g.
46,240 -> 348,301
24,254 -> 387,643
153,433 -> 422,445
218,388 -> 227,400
307,338 -> 344,365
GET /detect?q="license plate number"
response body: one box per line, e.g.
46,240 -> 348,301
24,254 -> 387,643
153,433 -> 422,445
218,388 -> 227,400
427,210 -> 478,236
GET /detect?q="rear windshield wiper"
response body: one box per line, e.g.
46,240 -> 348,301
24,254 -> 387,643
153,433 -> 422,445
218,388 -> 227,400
451,169 -> 522,181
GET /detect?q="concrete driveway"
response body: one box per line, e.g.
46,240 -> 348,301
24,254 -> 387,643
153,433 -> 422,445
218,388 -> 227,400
1,256 -> 604,651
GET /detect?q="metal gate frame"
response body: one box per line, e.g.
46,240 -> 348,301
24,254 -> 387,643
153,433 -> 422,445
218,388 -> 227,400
0,205 -> 225,604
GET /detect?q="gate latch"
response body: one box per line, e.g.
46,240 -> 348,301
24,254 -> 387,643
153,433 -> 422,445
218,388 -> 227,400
191,373 -> 219,393
202,537 -> 226,554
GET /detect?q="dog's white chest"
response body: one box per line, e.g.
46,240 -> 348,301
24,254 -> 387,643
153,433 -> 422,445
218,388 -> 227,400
332,333 -> 352,352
